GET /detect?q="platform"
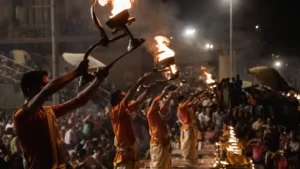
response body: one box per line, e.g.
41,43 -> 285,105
139,142 -> 215,169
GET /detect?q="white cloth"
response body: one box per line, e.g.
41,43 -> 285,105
212,111 -> 223,128
64,129 -> 77,145
5,123 -> 13,131
252,120 -> 264,131
198,112 -> 210,124
289,141 -> 300,152
150,144 -> 171,169
180,128 -> 199,164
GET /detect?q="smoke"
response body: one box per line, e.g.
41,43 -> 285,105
130,0 -> 181,55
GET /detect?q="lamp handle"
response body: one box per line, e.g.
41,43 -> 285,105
83,41 -> 102,61
91,1 -> 109,45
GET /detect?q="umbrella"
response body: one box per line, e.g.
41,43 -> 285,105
242,81 -> 252,88
62,53 -> 106,69
248,66 -> 292,92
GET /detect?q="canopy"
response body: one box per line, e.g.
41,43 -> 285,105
62,53 -> 106,69
248,66 -> 292,92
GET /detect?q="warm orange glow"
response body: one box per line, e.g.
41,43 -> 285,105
201,66 -> 206,71
204,72 -> 215,84
154,36 -> 175,62
98,0 -> 134,18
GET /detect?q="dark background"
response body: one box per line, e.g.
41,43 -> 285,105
173,0 -> 300,56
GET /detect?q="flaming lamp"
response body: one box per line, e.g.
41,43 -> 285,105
99,0 -> 145,52
79,0 -> 145,87
154,36 -> 180,80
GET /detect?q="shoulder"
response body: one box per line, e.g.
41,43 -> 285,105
44,106 -> 56,117
14,105 -> 28,120
178,104 -> 185,110
146,108 -> 154,118
111,101 -> 122,118
14,108 -> 24,118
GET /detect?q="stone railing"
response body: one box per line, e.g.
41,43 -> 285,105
0,54 -> 34,82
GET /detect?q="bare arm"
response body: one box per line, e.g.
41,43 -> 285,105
135,89 -> 150,105
22,61 -> 89,116
83,113 -> 92,123
149,92 -> 166,114
124,72 -> 152,105
53,69 -> 109,118
128,82 -> 158,111
181,96 -> 193,108
189,97 -> 200,107
160,87 -> 180,114
26,70 -> 79,114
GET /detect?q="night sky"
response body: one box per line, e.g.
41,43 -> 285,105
173,0 -> 300,57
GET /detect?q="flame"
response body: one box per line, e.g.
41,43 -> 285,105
170,64 -> 178,74
204,72 -> 215,84
154,36 -> 175,62
98,0 -> 134,18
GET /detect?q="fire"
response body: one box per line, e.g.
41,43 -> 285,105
154,36 -> 175,62
98,0 -> 134,18
204,72 -> 215,84
201,66 -> 215,84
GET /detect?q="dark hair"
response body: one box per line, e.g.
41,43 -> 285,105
20,70 -> 48,98
110,90 -> 123,107
178,94 -> 187,103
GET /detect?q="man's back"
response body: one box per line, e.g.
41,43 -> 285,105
110,100 -> 136,147
14,105 -> 65,169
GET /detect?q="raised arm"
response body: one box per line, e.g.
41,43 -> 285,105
128,82 -> 158,111
26,60 -> 89,114
83,113 -> 92,123
186,90 -> 205,107
149,86 -> 169,113
124,72 -> 152,105
53,68 -> 109,118
160,86 -> 180,114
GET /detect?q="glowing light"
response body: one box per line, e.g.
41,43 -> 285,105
170,64 -> 178,75
154,36 -> 175,62
98,0 -> 134,18
205,43 -> 214,50
184,28 -> 196,36
204,72 -> 215,84
274,61 -> 282,68
226,126 -> 242,155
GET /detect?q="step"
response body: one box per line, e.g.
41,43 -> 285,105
140,157 -> 214,169
172,149 -> 215,156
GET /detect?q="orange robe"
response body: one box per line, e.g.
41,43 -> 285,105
147,108 -> 171,169
111,100 -> 138,169
14,105 -> 66,169
178,104 -> 199,164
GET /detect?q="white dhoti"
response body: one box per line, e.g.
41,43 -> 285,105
180,128 -> 199,164
150,144 -> 171,169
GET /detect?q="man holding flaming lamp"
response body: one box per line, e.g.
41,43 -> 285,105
13,60 -> 109,169
146,85 -> 181,169
153,35 -> 200,165
109,73 -> 156,169
178,93 -> 201,165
